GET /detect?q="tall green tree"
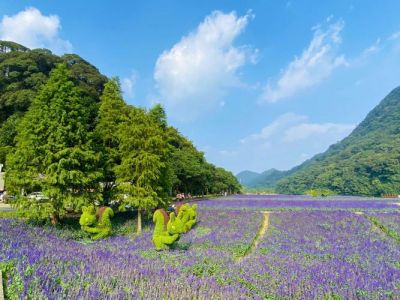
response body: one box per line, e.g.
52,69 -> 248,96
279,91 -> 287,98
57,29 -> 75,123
0,41 -> 107,169
6,64 -> 103,223
149,104 -> 168,130
94,78 -> 127,202
0,113 -> 22,166
116,106 -> 171,234
149,104 -> 174,199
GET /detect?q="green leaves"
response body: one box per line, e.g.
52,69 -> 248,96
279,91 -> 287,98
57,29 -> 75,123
0,44 -> 107,166
116,106 -> 170,212
94,78 -> 128,203
6,64 -> 102,220
166,127 -> 241,195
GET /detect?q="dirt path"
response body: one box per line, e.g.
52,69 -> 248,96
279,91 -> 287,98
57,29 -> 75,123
237,211 -> 270,262
254,212 -> 270,249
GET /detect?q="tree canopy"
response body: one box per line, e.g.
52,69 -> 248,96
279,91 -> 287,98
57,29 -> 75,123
6,64 -> 103,222
0,41 -> 107,168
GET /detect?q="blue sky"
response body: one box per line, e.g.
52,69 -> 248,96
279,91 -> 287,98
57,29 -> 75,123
1,1 -> 400,174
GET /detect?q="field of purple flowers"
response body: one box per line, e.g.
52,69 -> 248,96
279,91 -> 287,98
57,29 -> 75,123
200,194 -> 400,211
0,209 -> 262,299
237,211 -> 400,299
0,195 -> 399,299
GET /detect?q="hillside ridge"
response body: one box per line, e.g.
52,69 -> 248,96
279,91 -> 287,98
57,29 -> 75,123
275,86 -> 400,196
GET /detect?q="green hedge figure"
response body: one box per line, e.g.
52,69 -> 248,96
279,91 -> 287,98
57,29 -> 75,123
79,205 -> 114,240
176,203 -> 198,233
152,209 -> 180,250
167,212 -> 186,235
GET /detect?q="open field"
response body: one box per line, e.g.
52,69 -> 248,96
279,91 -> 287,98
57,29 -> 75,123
0,195 -> 399,299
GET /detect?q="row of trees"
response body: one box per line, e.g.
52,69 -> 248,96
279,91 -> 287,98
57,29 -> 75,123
5,63 -> 241,231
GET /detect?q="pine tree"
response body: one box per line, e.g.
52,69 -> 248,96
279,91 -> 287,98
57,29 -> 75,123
94,78 -> 127,203
116,106 -> 171,234
7,64 -> 102,223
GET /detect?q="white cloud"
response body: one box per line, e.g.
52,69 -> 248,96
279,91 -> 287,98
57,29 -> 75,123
240,112 -> 306,144
387,30 -> 400,52
241,113 -> 355,145
154,10 -> 255,121
121,71 -> 137,99
352,30 -> 400,67
283,122 -> 355,142
260,20 -> 347,103
364,38 -> 381,54
0,7 -> 72,54
388,31 -> 400,41
358,38 -> 381,61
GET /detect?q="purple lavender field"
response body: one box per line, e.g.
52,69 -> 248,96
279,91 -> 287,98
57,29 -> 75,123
1,195 -> 399,299
200,194 -> 400,211
238,211 -> 400,299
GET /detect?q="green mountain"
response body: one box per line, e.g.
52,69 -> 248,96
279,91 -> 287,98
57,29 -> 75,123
236,170 -> 261,186
237,168 -> 289,188
276,86 -> 400,196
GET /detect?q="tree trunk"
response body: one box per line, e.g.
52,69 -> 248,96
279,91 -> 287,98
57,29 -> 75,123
137,208 -> 142,234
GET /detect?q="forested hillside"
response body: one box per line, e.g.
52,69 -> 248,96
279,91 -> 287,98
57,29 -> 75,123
0,41 -> 240,224
276,87 -> 400,196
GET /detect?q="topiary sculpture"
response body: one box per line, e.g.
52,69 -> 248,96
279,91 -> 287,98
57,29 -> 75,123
152,209 -> 180,250
79,205 -> 114,240
167,212 -> 186,236
176,203 -> 198,233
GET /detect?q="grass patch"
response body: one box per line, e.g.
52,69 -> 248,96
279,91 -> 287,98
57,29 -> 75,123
0,210 -> 21,219
232,243 -> 252,259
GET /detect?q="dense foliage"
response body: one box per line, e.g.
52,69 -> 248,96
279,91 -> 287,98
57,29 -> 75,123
276,87 -> 400,196
6,64 -> 103,222
0,41 -> 107,165
1,41 -> 240,224
167,126 -> 240,195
